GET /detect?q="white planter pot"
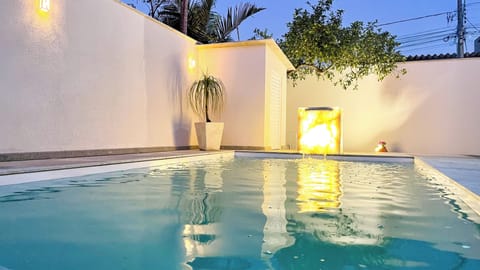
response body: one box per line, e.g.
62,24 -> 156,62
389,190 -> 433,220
194,122 -> 224,151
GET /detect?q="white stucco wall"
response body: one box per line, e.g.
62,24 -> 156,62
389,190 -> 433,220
265,45 -> 289,149
197,41 -> 292,149
197,43 -> 267,148
197,40 -> 291,149
287,58 -> 480,155
0,0 -> 197,153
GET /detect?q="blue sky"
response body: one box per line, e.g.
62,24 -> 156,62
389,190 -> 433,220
123,0 -> 480,56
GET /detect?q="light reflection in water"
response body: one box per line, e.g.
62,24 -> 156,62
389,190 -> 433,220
181,166 -> 224,262
261,160 -> 295,260
296,159 -> 342,213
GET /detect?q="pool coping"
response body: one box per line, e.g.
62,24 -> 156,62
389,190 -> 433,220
415,158 -> 480,219
234,150 -> 414,163
0,151 -> 235,186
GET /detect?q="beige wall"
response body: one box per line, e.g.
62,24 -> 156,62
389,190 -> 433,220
197,43 -> 267,148
287,58 -> 480,155
0,0 -> 197,153
0,1 -> 292,154
197,41 -> 292,149
265,45 -> 289,149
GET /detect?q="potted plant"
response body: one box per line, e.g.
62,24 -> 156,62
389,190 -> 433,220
188,74 -> 226,150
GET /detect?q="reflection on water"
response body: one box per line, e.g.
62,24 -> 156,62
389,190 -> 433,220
0,158 -> 479,270
289,159 -> 385,248
296,159 -> 342,213
180,164 -> 225,262
261,160 -> 294,263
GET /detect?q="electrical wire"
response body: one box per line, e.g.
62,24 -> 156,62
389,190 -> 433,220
401,43 -> 454,54
466,17 -> 480,31
396,26 -> 457,39
397,28 -> 456,43
466,1 -> 480,6
398,37 -> 454,49
376,2 -> 480,54
378,12 -> 450,27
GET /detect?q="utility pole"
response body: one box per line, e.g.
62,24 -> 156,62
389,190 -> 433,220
457,0 -> 465,58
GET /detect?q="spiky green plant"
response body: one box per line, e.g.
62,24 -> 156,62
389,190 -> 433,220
188,74 -> 225,122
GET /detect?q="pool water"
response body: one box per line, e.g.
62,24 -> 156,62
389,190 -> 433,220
0,157 -> 479,270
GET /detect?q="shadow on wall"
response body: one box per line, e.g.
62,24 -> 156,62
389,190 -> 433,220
375,70 -> 436,153
169,56 -> 192,146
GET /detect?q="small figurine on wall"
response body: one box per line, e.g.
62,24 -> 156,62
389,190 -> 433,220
375,141 -> 388,152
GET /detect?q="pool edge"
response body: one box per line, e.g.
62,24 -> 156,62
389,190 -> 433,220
0,151 -> 235,186
415,158 -> 480,220
234,150 -> 414,163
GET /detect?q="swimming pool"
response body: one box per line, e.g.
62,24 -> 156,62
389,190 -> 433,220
0,155 -> 479,269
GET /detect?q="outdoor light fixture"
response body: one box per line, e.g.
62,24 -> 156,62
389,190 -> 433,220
298,107 -> 342,155
40,0 -> 50,12
188,57 -> 196,70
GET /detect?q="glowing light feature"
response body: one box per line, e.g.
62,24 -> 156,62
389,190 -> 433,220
188,57 -> 196,70
298,107 -> 342,155
40,0 -> 50,12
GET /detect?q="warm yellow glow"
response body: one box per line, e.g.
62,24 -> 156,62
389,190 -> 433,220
40,0 -> 50,12
188,57 -> 196,70
296,159 -> 342,213
298,107 -> 342,154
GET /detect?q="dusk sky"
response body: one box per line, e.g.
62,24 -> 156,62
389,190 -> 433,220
123,0 -> 480,56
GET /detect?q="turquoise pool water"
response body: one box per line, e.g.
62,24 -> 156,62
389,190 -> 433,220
0,157 -> 479,270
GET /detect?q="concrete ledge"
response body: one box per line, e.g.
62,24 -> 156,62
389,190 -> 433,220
0,146 -> 198,162
234,150 -> 414,163
0,151 -> 234,186
221,146 -> 267,151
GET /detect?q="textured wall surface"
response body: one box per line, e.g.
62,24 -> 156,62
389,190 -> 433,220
0,0 -> 197,153
197,41 -> 291,149
0,1 -> 292,154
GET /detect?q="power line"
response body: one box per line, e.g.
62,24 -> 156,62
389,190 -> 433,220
399,34 -> 456,47
466,17 -> 480,31
397,28 -> 456,42
401,43 -> 454,54
397,26 -> 456,39
377,1 -> 480,27
380,1 -> 480,54
466,1 -> 480,6
398,37 -> 453,49
378,12 -> 450,26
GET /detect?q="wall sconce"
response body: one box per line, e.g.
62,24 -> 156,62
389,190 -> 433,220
40,0 -> 50,12
188,57 -> 196,70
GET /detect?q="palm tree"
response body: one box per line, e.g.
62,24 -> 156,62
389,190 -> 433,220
142,0 -> 265,44
213,2 -> 265,42
180,0 -> 188,34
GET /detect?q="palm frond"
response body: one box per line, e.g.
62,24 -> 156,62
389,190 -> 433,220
188,0 -> 218,43
147,0 -> 264,44
213,3 -> 265,42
